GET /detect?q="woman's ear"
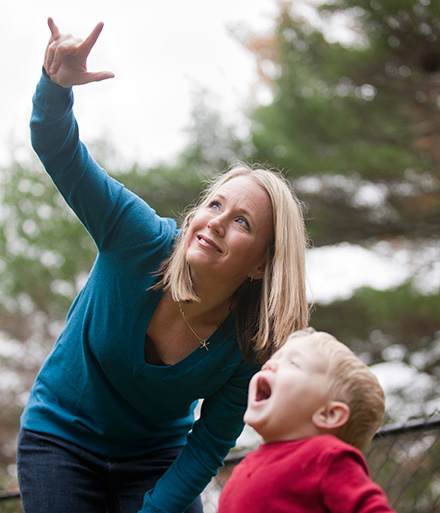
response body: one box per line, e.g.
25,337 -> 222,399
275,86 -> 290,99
312,401 -> 350,431
250,259 -> 267,281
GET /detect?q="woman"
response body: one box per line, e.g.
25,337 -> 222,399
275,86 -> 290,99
17,18 -> 309,513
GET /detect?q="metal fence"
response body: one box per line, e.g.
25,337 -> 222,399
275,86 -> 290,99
1,414 -> 440,513
202,413 -> 440,513
364,415 -> 440,513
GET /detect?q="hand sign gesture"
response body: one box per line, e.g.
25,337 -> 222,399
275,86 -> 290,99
44,17 -> 115,88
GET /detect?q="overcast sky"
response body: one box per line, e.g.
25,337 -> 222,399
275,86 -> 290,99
2,0 -> 276,166
3,2 -> 440,417
3,0 -> 438,304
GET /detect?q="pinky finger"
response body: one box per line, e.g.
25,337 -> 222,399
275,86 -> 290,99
47,17 -> 61,40
44,18 -> 60,74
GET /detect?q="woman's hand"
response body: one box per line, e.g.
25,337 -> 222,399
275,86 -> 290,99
44,17 -> 115,88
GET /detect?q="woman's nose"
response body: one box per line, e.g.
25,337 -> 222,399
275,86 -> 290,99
207,214 -> 225,236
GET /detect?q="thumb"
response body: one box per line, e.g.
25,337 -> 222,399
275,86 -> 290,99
81,70 -> 115,85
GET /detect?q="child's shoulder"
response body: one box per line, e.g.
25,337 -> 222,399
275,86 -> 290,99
265,436 -> 363,462
305,434 -> 353,449
303,435 -> 364,457
248,436 -> 362,466
257,435 -> 351,451
254,435 -> 355,460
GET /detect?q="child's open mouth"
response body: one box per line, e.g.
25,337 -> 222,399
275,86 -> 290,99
255,376 -> 272,402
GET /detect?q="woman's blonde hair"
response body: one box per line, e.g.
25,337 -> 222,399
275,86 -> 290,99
289,328 -> 386,451
154,162 -> 310,362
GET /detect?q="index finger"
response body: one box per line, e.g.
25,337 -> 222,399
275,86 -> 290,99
81,22 -> 105,57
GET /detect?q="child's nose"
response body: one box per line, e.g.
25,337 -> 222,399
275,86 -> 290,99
262,360 -> 278,372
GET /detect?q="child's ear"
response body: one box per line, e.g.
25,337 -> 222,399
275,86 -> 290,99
312,401 -> 350,430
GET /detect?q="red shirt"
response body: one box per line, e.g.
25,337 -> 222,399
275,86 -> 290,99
218,435 -> 395,513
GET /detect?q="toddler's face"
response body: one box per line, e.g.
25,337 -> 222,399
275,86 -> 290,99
244,336 -> 331,443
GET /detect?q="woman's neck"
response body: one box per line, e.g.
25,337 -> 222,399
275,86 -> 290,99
178,294 -> 232,328
189,269 -> 243,309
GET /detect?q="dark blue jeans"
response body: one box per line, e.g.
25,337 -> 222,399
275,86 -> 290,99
17,429 -> 203,513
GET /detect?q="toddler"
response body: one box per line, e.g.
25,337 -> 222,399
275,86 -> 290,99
217,328 -> 395,513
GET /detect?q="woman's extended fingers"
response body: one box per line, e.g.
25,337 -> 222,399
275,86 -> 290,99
45,34 -> 82,75
43,17 -> 114,87
44,17 -> 66,73
47,17 -> 60,41
44,18 -> 59,73
80,22 -> 105,58
44,17 -> 79,76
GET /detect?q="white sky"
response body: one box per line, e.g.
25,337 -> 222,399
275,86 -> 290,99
1,0 -> 277,166
2,0 -> 439,304
2,1 -> 439,428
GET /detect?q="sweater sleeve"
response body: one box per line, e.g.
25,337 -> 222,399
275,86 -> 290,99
30,70 -> 174,252
139,360 -> 260,513
320,446 -> 396,513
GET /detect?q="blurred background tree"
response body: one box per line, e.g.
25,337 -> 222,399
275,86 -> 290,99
244,0 -> 440,417
1,0 -> 439,496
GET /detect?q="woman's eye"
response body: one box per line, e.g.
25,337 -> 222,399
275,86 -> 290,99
208,201 -> 221,210
236,217 -> 250,229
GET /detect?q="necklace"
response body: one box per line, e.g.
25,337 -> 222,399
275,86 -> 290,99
178,301 -> 210,351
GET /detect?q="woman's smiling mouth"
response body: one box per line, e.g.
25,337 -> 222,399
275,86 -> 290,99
197,234 -> 222,253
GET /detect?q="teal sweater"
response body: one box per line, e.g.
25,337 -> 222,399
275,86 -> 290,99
21,71 -> 260,513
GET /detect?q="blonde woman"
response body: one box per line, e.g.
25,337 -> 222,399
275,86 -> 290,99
17,19 -> 309,513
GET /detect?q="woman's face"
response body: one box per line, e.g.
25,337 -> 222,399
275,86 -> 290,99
184,176 -> 274,286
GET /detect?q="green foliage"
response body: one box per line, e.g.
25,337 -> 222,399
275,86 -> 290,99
240,1 -> 440,426
0,159 -> 96,326
250,7 -> 426,179
1,0 -> 440,485
0,496 -> 21,513
310,282 -> 440,365
248,1 -> 440,245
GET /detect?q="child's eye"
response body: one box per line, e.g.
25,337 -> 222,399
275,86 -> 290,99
290,360 -> 299,368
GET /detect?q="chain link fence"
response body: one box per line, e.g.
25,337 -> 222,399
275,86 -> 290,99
1,414 -> 439,512
201,413 -> 440,513
365,415 -> 440,513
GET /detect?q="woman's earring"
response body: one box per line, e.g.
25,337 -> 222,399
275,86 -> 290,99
249,273 -> 255,282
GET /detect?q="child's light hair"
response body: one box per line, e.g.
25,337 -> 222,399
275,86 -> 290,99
288,328 -> 385,451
